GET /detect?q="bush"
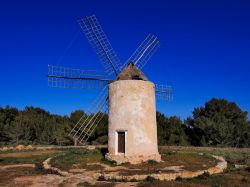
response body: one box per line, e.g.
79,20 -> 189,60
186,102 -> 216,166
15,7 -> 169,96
147,160 -> 159,165
196,172 -> 210,180
16,144 -> 25,150
26,145 -> 33,150
146,176 -> 157,182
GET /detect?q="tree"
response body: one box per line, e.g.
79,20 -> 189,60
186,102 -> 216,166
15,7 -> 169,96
156,112 -> 168,145
70,110 -> 86,145
188,98 -> 250,147
184,117 -> 207,146
167,116 -> 189,146
91,113 -> 108,144
70,110 -> 86,124
0,106 -> 19,144
8,114 -> 25,144
1,99 -> 249,147
53,115 -> 71,145
157,112 -> 189,146
0,107 -> 6,142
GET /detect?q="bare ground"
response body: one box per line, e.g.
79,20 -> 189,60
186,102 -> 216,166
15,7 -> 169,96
0,146 -> 249,186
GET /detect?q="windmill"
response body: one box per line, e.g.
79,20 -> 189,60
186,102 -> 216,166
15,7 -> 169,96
48,15 -> 172,164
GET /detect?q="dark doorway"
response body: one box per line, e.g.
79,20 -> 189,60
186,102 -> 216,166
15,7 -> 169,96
118,132 -> 125,153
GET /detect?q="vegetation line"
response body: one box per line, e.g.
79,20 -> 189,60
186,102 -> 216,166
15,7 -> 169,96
0,98 -> 249,147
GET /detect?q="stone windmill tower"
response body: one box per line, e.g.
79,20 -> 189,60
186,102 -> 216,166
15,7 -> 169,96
47,15 -> 173,164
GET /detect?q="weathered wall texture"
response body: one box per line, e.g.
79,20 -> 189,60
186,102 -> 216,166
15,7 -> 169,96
106,80 -> 161,164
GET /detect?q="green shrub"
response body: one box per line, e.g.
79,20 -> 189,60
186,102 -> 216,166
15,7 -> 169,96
176,176 -> 182,181
147,160 -> 159,165
196,172 -> 210,180
146,176 -> 157,182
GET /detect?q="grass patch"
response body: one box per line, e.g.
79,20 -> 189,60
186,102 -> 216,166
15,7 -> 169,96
184,173 -> 233,186
139,170 -> 250,187
0,149 -> 34,154
50,148 -> 103,170
100,158 -> 117,166
0,155 -> 49,165
114,150 -> 217,176
0,150 -> 60,165
159,150 -> 176,155
106,177 -> 142,183
161,150 -> 217,171
206,149 -> 250,166
139,147 -> 250,187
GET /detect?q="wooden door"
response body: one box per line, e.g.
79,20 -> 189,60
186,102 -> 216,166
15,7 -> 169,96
118,132 -> 125,153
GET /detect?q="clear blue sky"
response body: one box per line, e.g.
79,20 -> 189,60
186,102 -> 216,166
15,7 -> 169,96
0,0 -> 249,119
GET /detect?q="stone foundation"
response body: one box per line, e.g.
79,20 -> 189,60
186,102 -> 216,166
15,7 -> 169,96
105,153 -> 161,165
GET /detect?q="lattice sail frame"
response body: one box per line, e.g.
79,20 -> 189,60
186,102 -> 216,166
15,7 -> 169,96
48,65 -> 108,79
47,65 -> 110,89
120,34 -> 160,71
69,85 -> 108,145
155,84 -> 173,101
78,15 -> 122,75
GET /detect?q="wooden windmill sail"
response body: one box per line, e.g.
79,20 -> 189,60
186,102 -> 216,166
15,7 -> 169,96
47,15 -> 173,145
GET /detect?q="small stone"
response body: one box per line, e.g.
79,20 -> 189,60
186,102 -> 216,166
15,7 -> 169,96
87,146 -> 96,150
235,164 -> 248,169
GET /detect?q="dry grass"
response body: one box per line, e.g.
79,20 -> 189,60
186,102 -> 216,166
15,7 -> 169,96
0,149 -> 59,158
0,146 -> 249,187
0,167 -> 46,186
138,170 -> 250,187
115,151 -> 217,176
48,148 -> 217,176
0,150 -> 61,165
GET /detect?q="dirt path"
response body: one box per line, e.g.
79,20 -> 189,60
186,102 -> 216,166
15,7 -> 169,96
8,159 -> 139,187
0,164 -> 35,170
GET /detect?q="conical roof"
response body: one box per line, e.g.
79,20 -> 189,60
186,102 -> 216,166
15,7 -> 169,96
118,63 -> 148,81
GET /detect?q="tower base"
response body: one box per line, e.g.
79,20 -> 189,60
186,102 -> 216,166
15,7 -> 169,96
105,153 -> 161,165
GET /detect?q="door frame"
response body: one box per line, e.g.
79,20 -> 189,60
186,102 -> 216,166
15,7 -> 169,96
115,130 -> 127,156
